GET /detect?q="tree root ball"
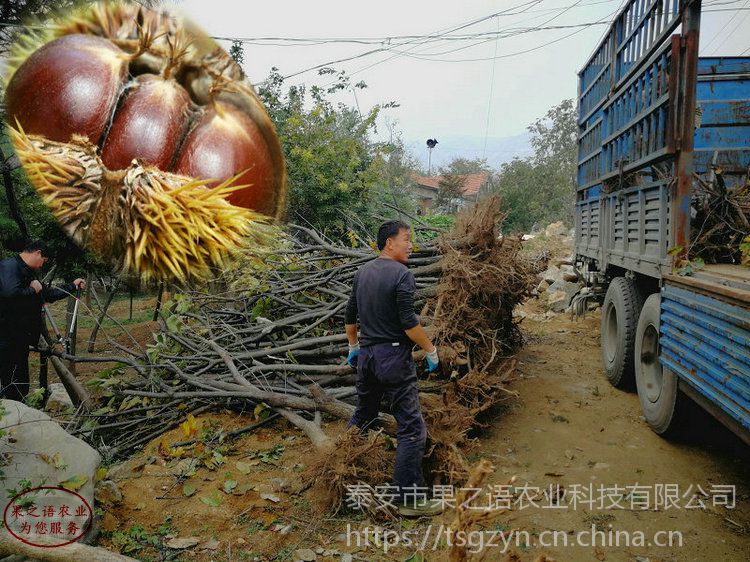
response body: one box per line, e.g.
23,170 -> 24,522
3,1 -> 287,282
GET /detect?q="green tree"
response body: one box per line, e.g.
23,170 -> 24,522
367,135 -> 419,219
435,174 -> 466,214
441,157 -> 491,176
257,67 -> 403,236
527,98 -> 577,224
493,98 -> 577,232
492,158 -> 539,233
228,40 -> 245,69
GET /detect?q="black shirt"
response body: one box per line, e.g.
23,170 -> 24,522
345,257 -> 419,347
0,255 -> 74,344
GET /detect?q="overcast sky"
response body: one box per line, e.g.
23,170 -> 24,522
165,0 -> 748,151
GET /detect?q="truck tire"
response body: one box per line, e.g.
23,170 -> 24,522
600,277 -> 643,389
634,293 -> 685,435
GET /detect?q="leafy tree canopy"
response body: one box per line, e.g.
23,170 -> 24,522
492,98 -> 577,233
257,67 -> 415,237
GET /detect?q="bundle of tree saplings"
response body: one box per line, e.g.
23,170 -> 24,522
62,198 -> 533,504
690,168 -> 750,264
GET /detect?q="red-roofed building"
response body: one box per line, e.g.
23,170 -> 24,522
411,172 -> 489,213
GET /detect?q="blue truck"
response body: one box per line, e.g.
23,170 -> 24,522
574,0 -> 749,444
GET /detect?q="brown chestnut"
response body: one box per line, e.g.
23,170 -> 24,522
6,33 -> 129,145
173,101 -> 277,215
101,74 -> 192,170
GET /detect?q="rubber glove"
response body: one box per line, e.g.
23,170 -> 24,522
425,347 -> 439,373
347,343 -> 360,367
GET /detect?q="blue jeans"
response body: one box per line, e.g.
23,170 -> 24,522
348,342 -> 427,497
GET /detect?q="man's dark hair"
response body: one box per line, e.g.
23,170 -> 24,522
22,240 -> 49,256
377,220 -> 410,251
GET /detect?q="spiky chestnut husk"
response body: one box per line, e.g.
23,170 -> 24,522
10,125 -> 275,283
3,1 -> 287,281
119,168 -> 275,282
3,1 -> 287,222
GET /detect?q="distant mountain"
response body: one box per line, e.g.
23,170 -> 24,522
406,132 -> 533,172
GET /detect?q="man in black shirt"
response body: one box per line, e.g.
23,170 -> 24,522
0,241 -> 85,402
344,220 -> 441,516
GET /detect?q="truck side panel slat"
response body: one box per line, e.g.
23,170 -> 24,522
661,350 -> 750,431
697,101 -> 750,126
663,284 -> 750,330
694,126 -> 750,150
660,324 -> 750,401
697,58 -> 750,75
660,284 -> 750,432
660,307 -> 750,367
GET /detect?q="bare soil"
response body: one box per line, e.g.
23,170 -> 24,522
31,283 -> 749,561
475,298 -> 749,562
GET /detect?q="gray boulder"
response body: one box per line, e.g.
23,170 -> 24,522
557,263 -> 581,282
546,279 -> 582,311
547,291 -> 569,312
0,400 -> 100,542
541,265 -> 561,285
45,383 -> 74,413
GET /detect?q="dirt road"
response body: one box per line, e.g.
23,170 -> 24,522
473,299 -> 750,561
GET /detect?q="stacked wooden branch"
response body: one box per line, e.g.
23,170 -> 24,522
63,198 -> 533,490
691,168 -> 750,263
64,214 -> 443,455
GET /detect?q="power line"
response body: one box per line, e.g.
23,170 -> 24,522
215,21 -> 613,49
702,0 -> 750,50
384,20 -> 612,62
709,5 -> 750,53
324,0 -> 590,85
211,0 -> 622,45
483,16 -> 501,160
277,0 -> 546,81
384,14 -> 614,64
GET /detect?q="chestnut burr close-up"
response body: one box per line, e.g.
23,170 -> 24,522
3,1 -> 287,282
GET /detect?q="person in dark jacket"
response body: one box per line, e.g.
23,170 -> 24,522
344,220 -> 442,517
0,241 -> 85,402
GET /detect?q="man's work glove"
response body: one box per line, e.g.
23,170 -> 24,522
347,343 -> 360,368
425,347 -> 439,373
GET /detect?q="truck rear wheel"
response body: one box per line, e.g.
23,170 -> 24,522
635,293 -> 684,435
600,277 -> 643,389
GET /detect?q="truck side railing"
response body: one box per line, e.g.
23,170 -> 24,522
576,0 -> 702,277
577,0 -> 690,195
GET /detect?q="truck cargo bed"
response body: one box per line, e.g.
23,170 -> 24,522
575,57 -> 750,279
